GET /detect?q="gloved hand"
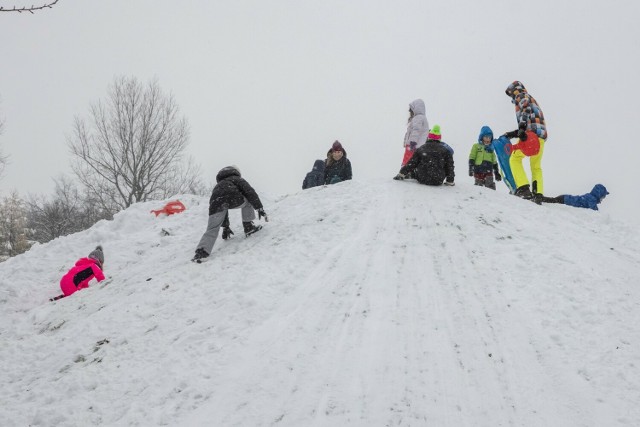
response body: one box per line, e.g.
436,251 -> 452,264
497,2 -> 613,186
258,208 -> 269,222
517,129 -> 527,141
222,226 -> 234,240
503,130 -> 518,139
469,167 -> 473,177
393,173 -> 405,181
409,141 -> 417,151
443,181 -> 455,186
495,173 -> 502,182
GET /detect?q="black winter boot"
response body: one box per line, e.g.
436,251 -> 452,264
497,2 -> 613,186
243,221 -> 263,237
531,180 -> 542,205
192,248 -> 209,263
514,185 -> 533,200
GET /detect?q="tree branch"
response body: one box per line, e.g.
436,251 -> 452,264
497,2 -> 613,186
0,0 -> 60,13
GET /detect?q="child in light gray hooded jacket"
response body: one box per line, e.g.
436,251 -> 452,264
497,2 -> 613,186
401,99 -> 430,166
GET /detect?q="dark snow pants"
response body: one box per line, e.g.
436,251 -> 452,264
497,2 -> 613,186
474,172 -> 496,190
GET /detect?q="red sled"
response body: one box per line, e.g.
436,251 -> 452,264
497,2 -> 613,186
151,200 -> 187,217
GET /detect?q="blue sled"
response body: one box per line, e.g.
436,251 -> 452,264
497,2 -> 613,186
491,136 -> 516,193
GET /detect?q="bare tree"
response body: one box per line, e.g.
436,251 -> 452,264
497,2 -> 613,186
160,156 -> 208,198
0,102 -> 8,180
0,0 -> 60,13
26,175 -> 113,244
68,76 -> 199,214
0,191 -> 31,259
27,176 -> 85,242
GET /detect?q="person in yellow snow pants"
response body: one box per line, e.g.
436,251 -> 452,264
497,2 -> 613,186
510,137 -> 545,200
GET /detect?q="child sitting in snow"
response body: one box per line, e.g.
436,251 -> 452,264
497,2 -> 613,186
540,184 -> 609,211
394,125 -> 455,186
468,126 -> 502,190
302,160 -> 325,189
54,246 -> 105,300
324,141 -> 352,185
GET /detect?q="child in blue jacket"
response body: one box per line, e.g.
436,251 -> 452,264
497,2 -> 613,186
541,184 -> 609,210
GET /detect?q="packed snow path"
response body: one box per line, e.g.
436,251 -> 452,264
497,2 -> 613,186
1,180 -> 639,426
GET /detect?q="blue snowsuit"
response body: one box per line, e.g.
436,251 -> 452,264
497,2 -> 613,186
302,160 -> 326,189
563,184 -> 609,210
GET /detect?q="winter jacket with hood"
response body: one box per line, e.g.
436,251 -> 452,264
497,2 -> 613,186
208,166 -> 263,215
505,81 -> 547,140
302,160 -> 326,189
60,257 -> 105,297
469,126 -> 498,174
400,138 -> 455,185
403,99 -> 430,149
563,184 -> 609,210
324,147 -> 352,185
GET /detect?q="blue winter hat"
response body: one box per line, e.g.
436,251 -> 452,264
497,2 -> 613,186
478,126 -> 494,143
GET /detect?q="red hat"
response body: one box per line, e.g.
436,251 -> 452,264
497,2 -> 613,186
331,140 -> 343,152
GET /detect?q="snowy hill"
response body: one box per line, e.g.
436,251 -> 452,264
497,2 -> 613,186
1,180 -> 639,426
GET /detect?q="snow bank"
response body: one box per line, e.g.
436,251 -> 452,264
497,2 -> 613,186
1,180 -> 639,426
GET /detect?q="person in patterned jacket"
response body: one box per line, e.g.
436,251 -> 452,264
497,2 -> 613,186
504,81 -> 547,203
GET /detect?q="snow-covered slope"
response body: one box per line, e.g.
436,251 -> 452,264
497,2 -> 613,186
1,180 -> 639,426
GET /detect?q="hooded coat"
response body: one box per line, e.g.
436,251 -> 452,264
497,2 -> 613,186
403,99 -> 430,149
59,257 -> 105,297
399,139 -> 455,185
208,166 -> 263,215
302,160 -> 326,189
564,184 -> 609,210
505,81 -> 547,140
469,126 -> 498,174
324,148 -> 352,185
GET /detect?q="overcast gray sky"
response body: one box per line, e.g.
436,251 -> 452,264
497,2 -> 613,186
1,0 -> 639,224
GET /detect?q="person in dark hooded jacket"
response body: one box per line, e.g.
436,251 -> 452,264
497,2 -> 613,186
540,184 -> 609,211
394,125 -> 455,186
192,166 -> 268,262
324,141 -> 352,185
302,160 -> 325,189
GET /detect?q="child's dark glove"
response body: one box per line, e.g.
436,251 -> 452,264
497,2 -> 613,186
468,167 -> 473,177
409,141 -> 417,151
258,208 -> 269,222
495,173 -> 502,181
222,226 -> 234,240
